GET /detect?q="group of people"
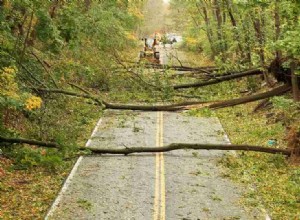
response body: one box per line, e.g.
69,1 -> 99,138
142,32 -> 178,52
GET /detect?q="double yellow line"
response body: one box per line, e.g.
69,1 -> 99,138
153,112 -> 166,220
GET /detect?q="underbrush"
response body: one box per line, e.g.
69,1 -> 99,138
0,97 -> 101,219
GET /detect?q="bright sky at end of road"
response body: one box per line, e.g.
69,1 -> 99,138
163,0 -> 170,4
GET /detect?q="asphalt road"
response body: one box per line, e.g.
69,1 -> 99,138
45,111 -> 263,220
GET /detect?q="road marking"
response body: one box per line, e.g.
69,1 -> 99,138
153,112 -> 166,220
160,112 -> 166,220
153,112 -> 160,220
153,113 -> 161,220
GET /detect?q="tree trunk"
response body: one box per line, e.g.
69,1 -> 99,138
274,0 -> 282,60
225,0 -> 243,58
242,13 -> 252,63
213,0 -> 224,56
49,0 -> 59,18
253,9 -> 271,86
31,87 -> 212,111
209,84 -> 291,109
197,2 -> 216,57
84,143 -> 291,156
291,60 -> 300,102
173,69 -> 262,90
0,135 -> 59,148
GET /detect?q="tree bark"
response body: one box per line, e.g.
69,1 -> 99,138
253,8 -> 271,86
291,60 -> 300,102
213,0 -> 224,56
274,0 -> 282,60
252,98 -> 270,112
209,84 -> 291,109
196,2 -> 216,57
143,63 -> 218,72
173,69 -> 262,90
84,143 -> 291,156
0,135 -> 59,148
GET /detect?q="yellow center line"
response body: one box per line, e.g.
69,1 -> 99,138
153,112 -> 166,220
153,113 -> 160,220
160,112 -> 166,220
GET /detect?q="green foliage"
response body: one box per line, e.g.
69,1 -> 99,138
271,96 -> 297,110
278,25 -> 300,59
3,147 -> 62,170
186,107 -> 215,117
0,0 -> 142,170
171,0 -> 300,68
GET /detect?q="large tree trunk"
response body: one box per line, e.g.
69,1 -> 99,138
209,84 -> 291,109
173,69 -> 262,90
84,143 -> 291,156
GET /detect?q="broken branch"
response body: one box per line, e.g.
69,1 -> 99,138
209,84 -> 291,109
173,69 -> 262,90
84,143 -> 291,156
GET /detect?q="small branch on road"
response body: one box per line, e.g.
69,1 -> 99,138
84,143 -> 292,156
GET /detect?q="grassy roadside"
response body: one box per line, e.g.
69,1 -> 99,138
217,104 -> 300,220
185,79 -> 300,220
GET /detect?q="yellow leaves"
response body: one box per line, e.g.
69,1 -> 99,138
3,67 -> 16,74
185,37 -> 198,46
128,5 -> 144,19
25,96 -> 42,111
125,31 -> 137,41
2,0 -> 11,10
0,66 -> 19,99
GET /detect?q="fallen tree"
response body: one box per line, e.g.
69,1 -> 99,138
209,84 -> 291,109
84,143 -> 292,156
141,63 -> 218,72
173,69 -> 262,90
0,135 -> 59,148
1,135 -> 294,157
33,84 -> 291,112
32,87 -> 211,111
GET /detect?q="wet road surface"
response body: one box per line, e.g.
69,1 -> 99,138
46,111 -> 262,220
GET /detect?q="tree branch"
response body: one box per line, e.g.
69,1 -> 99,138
173,69 -> 262,90
31,87 -> 212,111
84,143 -> 291,156
0,135 -> 59,148
209,84 -> 291,109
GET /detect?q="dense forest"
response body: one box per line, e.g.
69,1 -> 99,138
0,0 -> 299,219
